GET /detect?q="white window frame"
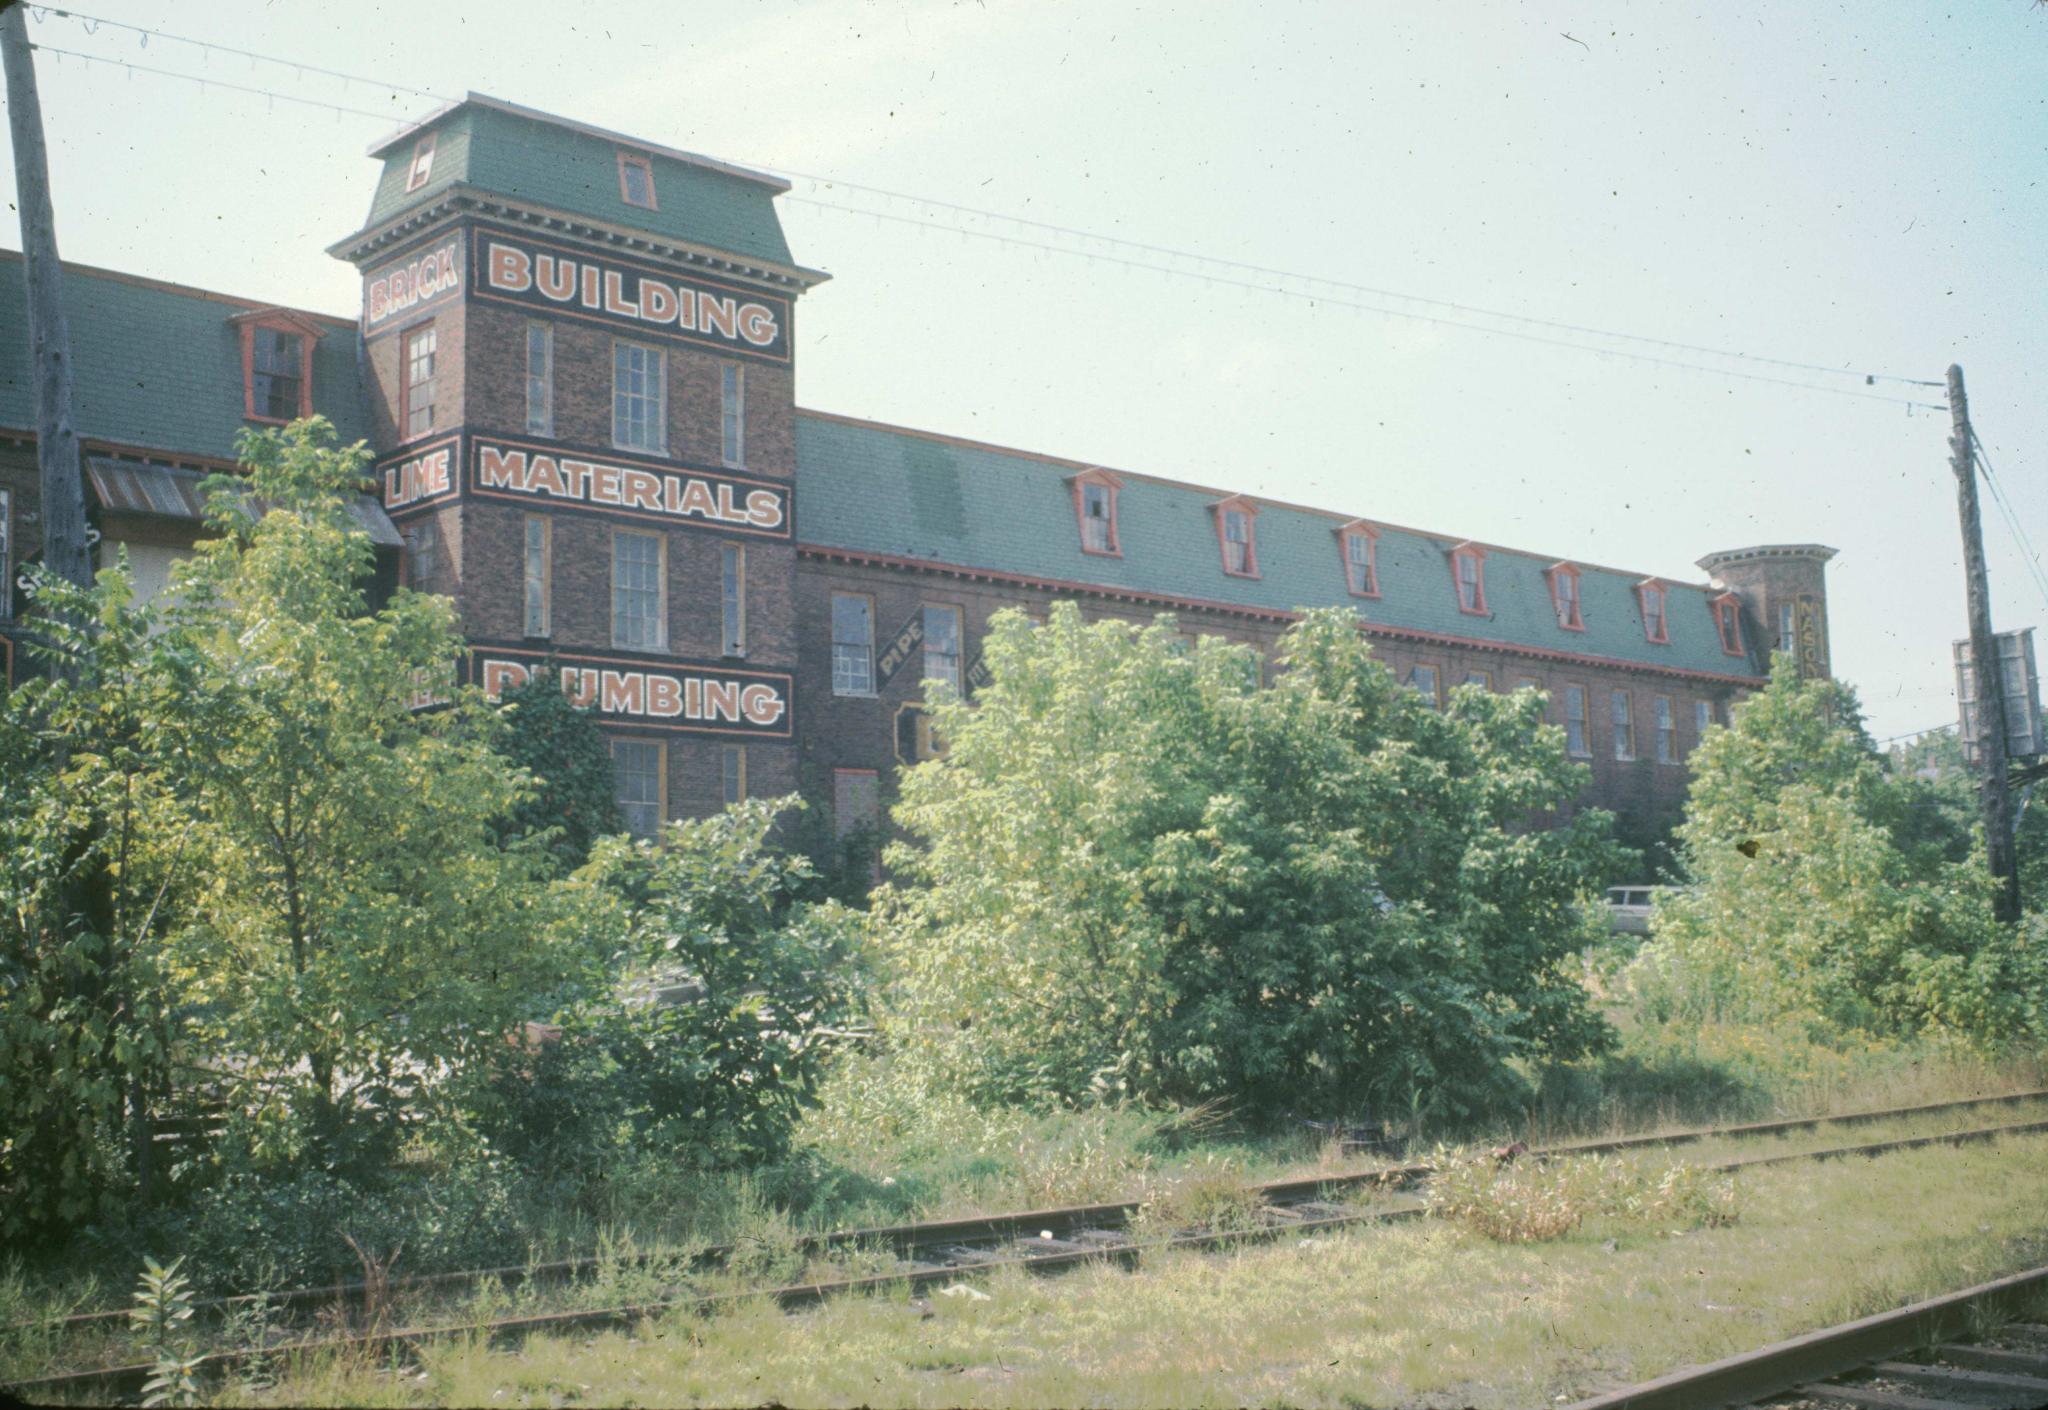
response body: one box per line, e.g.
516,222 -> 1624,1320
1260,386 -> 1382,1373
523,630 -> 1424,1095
523,514 -> 551,638
923,603 -> 963,693
1565,684 -> 1591,757
611,738 -> 665,839
525,321 -> 554,437
831,592 -> 875,697
1611,689 -> 1635,761
612,339 -> 667,455
610,527 -> 667,651
721,363 -> 745,467
404,324 -> 437,439
720,541 -> 746,657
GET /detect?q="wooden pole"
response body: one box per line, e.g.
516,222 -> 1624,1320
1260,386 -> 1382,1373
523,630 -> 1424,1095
1946,363 -> 2021,924
2,2 -> 95,595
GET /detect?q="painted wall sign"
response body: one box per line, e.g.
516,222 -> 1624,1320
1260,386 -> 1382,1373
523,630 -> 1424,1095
965,656 -> 994,693
380,435 -> 462,514
873,611 -> 926,690
470,438 -> 790,537
471,646 -> 793,738
472,228 -> 791,361
363,231 -> 464,334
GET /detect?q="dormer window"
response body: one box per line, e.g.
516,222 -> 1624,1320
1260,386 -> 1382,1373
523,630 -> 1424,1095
404,135 -> 436,193
618,151 -> 657,210
1450,541 -> 1487,615
1067,468 -> 1123,556
1637,579 -> 1670,644
1549,563 -> 1584,630
1336,520 -> 1379,597
1213,496 -> 1259,577
230,310 -> 322,424
1713,592 -> 1745,655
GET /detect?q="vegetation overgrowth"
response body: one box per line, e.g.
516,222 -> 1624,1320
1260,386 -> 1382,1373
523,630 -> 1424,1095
3,416 -> 2046,1382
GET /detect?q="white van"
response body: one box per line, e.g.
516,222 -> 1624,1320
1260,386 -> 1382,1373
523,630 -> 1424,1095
1603,885 -> 1674,936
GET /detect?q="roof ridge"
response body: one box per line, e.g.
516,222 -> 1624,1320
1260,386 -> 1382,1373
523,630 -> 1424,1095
795,406 -> 1722,592
0,248 -> 354,326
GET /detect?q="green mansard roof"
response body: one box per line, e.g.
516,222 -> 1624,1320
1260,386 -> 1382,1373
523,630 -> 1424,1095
353,94 -> 802,274
794,410 -> 1765,682
0,252 -> 370,463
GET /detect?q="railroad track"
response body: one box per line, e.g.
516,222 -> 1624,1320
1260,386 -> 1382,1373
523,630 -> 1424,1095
10,1094 -> 2048,1405
1565,1264 -> 2048,1409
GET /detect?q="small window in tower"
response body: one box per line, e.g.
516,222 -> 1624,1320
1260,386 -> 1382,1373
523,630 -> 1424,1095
404,324 -> 437,439
618,151 -> 657,210
721,363 -> 745,467
404,135 -> 436,193
720,542 -> 746,657
1779,603 -> 1795,651
525,322 -> 554,437
251,326 -> 304,421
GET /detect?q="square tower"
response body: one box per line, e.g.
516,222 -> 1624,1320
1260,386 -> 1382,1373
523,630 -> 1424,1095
329,94 -> 830,829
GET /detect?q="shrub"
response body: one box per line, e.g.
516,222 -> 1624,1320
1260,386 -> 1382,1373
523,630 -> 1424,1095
491,670 -> 621,873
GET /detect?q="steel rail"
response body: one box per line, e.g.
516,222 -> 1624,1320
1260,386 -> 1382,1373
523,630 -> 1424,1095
10,1116 -> 2048,1405
1561,1265 -> 2048,1410
18,1087 -> 2048,1340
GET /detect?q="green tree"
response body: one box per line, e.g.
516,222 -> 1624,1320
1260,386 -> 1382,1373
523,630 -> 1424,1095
493,670 -> 620,873
875,604 -> 1620,1119
163,419 -> 585,1159
1641,658 -> 2044,1044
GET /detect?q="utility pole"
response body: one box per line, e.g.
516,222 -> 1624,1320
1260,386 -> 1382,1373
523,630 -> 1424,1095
2,1 -> 95,596
1946,363 -> 2022,924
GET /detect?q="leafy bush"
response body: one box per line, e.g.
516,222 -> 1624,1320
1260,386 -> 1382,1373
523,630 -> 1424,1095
876,605 -> 1622,1117
1639,658 -> 2046,1048
491,670 -> 621,873
478,798 -> 867,1196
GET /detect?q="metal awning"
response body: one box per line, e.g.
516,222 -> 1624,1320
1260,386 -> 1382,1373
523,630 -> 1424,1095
87,456 -> 403,549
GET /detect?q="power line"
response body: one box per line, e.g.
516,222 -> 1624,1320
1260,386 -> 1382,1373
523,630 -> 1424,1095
1972,436 -> 2048,617
22,5 -> 1951,413
24,4 -> 448,102
787,196 -> 1947,410
26,43 -> 413,121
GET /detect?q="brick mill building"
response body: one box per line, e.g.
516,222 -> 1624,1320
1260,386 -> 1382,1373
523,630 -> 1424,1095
0,95 -> 1836,847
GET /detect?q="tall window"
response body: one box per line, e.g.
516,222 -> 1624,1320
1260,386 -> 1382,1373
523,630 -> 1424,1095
1081,483 -> 1115,553
523,515 -> 550,637
1453,545 -> 1487,614
0,487 -> 12,620
1655,695 -> 1676,763
923,604 -> 963,693
612,340 -> 666,454
405,519 -> 442,591
1695,698 -> 1713,742
1551,565 -> 1583,630
404,325 -> 437,438
617,151 -> 656,209
611,528 -> 665,650
721,363 -> 744,467
1342,528 -> 1377,596
251,326 -> 304,421
1220,507 -> 1255,575
1408,663 -> 1440,708
404,135 -> 436,192
1640,583 -> 1668,643
831,593 -> 874,695
720,542 -> 745,656
525,322 -> 553,436
1611,689 -> 1635,760
722,745 -> 747,807
1715,596 -> 1744,655
1779,602 -> 1796,651
612,739 -> 663,839
1565,685 -> 1591,757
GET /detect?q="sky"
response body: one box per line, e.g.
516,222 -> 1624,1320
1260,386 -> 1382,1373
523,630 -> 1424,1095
4,0 -> 2045,742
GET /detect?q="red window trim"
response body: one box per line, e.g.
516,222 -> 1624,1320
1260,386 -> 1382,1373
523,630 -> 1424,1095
1449,540 -> 1488,616
1712,592 -> 1745,656
1547,561 -> 1584,631
1635,577 -> 1671,645
1067,468 -> 1124,557
1211,495 -> 1260,578
404,134 -> 437,193
617,150 -> 658,210
399,320 -> 438,444
1335,518 -> 1380,598
229,309 -> 323,425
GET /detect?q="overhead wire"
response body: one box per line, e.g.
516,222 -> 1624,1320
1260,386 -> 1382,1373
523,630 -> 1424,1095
1970,440 -> 2048,617
23,4 -> 1949,413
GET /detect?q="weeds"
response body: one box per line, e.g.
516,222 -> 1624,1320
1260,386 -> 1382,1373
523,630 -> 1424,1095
1423,1148 -> 1738,1243
129,1257 -> 202,1408
1130,1155 -> 1265,1240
